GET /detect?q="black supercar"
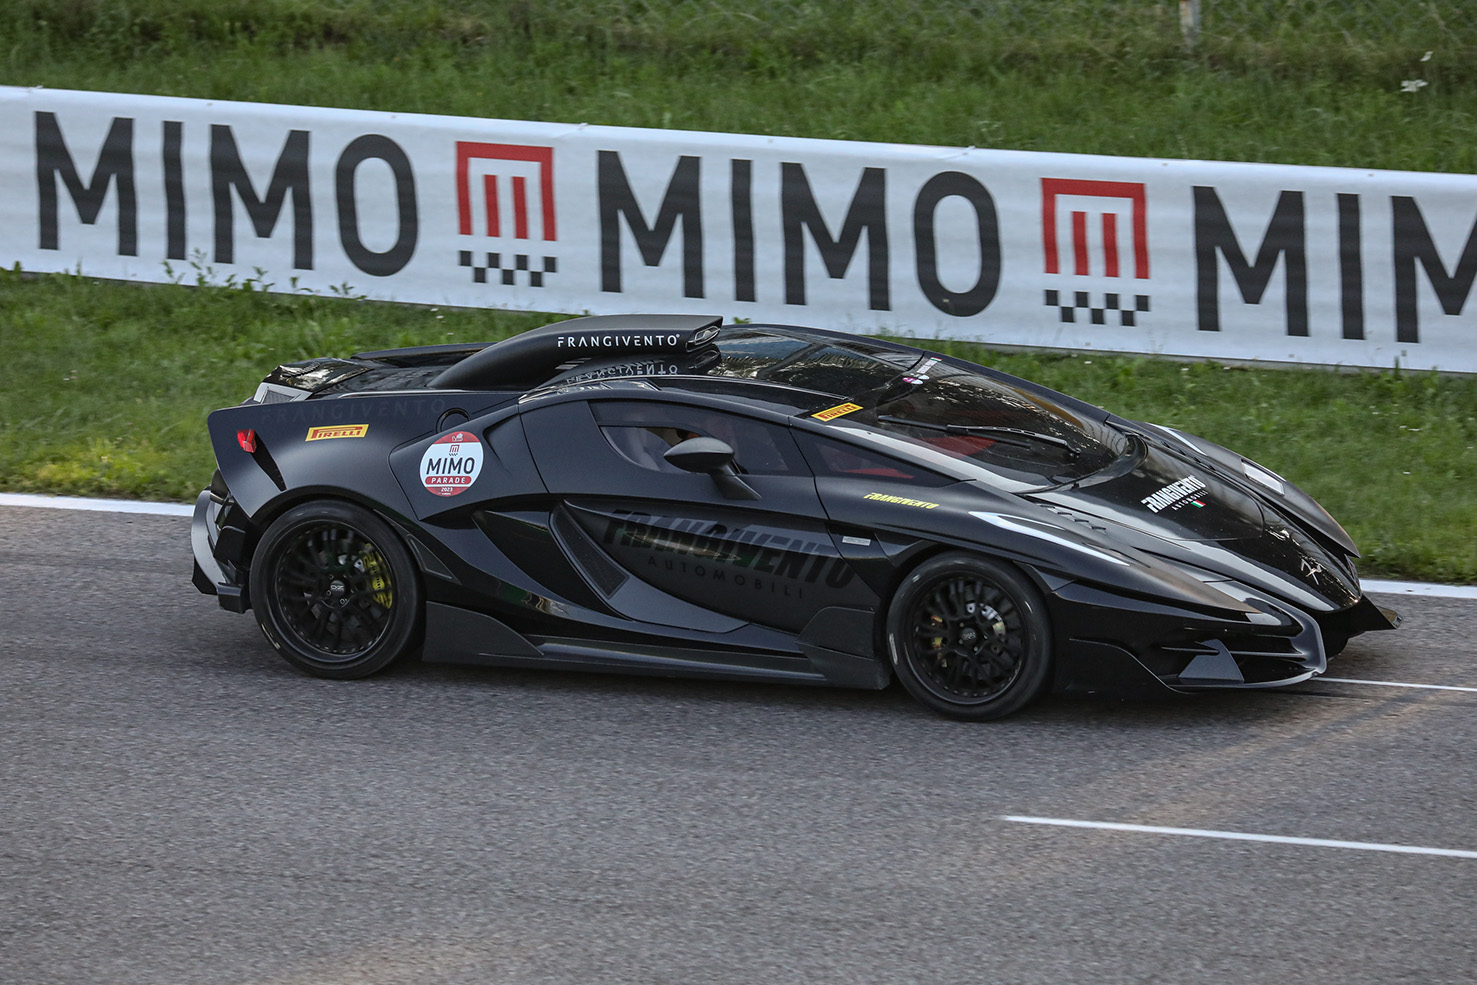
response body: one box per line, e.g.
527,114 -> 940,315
192,314 -> 1399,720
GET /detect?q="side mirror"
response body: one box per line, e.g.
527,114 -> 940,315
663,436 -> 759,500
663,436 -> 736,473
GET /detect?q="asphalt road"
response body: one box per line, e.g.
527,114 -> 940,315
3,506 -> 1475,985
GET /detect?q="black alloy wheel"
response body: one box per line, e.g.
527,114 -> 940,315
886,553 -> 1052,721
249,500 -> 423,679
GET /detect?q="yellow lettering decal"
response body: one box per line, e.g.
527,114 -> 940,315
864,492 -> 939,509
812,402 -> 863,422
305,424 -> 370,441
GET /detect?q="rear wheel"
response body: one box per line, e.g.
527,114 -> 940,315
886,553 -> 1052,721
248,500 -> 422,679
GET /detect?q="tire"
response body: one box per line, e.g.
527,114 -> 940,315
885,553 -> 1052,721
248,500 -> 422,679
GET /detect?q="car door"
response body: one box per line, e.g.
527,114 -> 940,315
520,393 -> 875,633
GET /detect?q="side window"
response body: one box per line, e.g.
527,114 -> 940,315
593,401 -> 802,475
601,425 -> 692,473
796,432 -> 950,486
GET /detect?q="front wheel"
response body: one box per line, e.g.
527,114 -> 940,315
248,500 -> 422,679
885,553 -> 1052,721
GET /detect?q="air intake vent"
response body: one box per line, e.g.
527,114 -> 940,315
252,382 -> 310,404
551,507 -> 629,597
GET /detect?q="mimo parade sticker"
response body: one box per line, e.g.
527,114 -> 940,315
420,430 -> 483,497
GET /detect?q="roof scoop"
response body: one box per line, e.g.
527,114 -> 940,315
430,314 -> 722,390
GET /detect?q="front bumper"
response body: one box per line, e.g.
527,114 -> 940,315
1047,576 -> 1399,698
1319,594 -> 1402,636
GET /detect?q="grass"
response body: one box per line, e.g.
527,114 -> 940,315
1,1 -> 1475,582
1,2 -> 1474,172
0,269 -> 550,502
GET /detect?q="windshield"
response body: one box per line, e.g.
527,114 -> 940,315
702,328 -> 1130,487
829,358 -> 1130,486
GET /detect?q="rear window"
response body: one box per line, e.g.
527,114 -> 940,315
709,330 -> 913,396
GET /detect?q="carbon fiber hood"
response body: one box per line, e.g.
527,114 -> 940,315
1046,442 -> 1266,543
1031,443 -> 1360,611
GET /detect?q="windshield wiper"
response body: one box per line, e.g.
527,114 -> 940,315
875,415 -> 1081,459
853,374 -> 921,409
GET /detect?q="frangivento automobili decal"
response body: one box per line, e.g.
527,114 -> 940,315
1141,476 -> 1209,513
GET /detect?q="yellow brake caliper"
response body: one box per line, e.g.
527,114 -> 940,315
360,544 -> 394,609
930,614 -> 946,666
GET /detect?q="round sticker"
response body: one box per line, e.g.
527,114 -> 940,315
419,430 -> 484,497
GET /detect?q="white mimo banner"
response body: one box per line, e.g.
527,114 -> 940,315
2,86 -> 1474,371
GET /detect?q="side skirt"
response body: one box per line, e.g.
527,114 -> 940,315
419,602 -> 883,688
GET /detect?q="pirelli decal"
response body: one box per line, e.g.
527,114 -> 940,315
812,402 -> 863,422
305,424 -> 370,441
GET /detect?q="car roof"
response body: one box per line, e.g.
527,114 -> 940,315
529,323 -> 928,411
263,317 -> 931,409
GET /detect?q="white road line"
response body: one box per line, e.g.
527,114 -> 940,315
1000,816 -> 1477,859
1362,579 -> 1477,600
1,493 -> 1474,599
1319,677 -> 1477,694
0,492 -> 193,516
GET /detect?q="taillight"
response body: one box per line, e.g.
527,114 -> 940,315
236,429 -> 257,453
